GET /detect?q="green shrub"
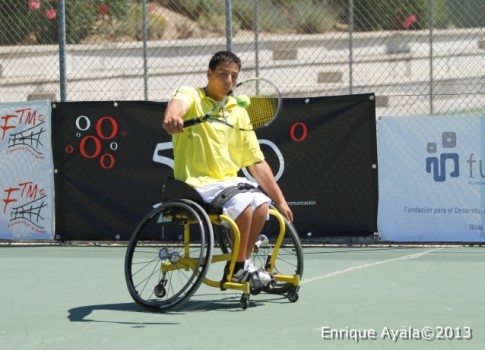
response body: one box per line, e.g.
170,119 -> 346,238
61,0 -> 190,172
233,0 -> 338,34
94,2 -> 167,41
0,0 -> 132,45
293,0 -> 338,34
331,0 -> 449,31
234,1 -> 288,33
0,2 -> 45,45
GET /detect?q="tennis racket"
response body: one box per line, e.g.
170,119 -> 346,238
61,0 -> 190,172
183,77 -> 281,131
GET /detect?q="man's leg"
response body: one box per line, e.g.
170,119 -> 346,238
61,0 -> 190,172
234,202 -> 269,261
246,203 -> 269,259
234,205 -> 252,262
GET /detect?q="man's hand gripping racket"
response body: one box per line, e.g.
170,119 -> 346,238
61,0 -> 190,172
184,77 -> 282,131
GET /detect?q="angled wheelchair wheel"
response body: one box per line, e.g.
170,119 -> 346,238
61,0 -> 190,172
125,200 -> 213,312
253,205 -> 304,294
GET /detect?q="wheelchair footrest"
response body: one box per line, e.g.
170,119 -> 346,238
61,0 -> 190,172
273,274 -> 300,286
221,281 -> 251,294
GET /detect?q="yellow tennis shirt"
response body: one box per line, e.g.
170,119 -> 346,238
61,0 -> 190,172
171,86 -> 265,187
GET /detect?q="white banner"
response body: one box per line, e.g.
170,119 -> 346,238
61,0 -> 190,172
0,101 -> 54,240
377,115 -> 485,242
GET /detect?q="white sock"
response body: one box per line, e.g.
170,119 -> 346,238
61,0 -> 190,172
245,259 -> 257,272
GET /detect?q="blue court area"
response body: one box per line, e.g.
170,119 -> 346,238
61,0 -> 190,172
0,244 -> 483,350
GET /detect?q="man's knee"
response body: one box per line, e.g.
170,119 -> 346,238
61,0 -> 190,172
253,203 -> 269,218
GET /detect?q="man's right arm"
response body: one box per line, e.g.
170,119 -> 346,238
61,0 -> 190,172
163,98 -> 188,135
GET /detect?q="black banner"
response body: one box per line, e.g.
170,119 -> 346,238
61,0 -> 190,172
257,94 -> 377,237
52,101 -> 168,241
52,95 -> 377,241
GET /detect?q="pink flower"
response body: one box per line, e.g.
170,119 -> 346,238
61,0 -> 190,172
96,3 -> 109,16
402,14 -> 417,29
28,0 -> 41,11
148,3 -> 158,13
44,8 -> 57,20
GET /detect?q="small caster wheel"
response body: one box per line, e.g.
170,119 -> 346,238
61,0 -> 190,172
240,294 -> 250,310
154,284 -> 166,298
287,290 -> 299,302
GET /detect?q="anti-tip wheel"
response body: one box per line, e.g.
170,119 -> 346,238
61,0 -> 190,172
287,290 -> 299,302
240,294 -> 250,310
154,284 -> 166,298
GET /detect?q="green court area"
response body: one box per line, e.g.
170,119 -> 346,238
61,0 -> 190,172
0,245 -> 483,350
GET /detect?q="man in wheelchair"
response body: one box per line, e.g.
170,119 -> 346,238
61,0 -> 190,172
162,51 -> 293,291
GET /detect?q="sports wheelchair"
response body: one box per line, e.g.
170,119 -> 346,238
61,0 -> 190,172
124,178 -> 303,311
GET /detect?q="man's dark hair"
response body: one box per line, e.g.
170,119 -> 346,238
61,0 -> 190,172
208,51 -> 241,71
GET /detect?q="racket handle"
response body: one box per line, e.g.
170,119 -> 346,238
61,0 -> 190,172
183,118 -> 201,127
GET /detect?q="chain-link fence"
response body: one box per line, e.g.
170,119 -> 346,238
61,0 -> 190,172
0,0 -> 483,116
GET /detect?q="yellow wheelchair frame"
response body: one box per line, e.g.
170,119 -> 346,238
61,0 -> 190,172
124,181 -> 303,311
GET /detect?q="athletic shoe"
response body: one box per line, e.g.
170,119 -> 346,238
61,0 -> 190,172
224,261 -> 274,288
254,234 -> 269,252
245,259 -> 257,273
255,268 -> 274,287
245,259 -> 273,286
230,267 -> 250,283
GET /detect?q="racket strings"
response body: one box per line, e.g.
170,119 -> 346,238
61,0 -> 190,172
236,79 -> 281,130
246,97 -> 278,128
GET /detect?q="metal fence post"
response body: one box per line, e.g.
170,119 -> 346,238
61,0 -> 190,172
142,0 -> 148,100
429,0 -> 435,115
57,0 -> 67,101
225,0 -> 233,51
254,0 -> 260,78
348,0 -> 354,95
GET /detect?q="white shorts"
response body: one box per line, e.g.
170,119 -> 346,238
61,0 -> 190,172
195,178 -> 271,221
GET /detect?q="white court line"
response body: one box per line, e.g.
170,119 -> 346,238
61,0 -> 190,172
301,247 -> 443,285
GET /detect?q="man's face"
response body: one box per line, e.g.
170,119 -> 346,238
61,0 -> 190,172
207,61 -> 240,100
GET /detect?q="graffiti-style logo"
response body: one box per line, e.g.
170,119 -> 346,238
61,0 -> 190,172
2,181 -> 48,233
1,108 -> 46,158
426,131 -> 459,182
65,115 -> 126,169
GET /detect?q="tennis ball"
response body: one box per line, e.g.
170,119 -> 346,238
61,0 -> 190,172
236,94 -> 251,108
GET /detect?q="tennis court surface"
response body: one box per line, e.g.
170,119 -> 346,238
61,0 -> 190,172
1,244 -> 483,350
